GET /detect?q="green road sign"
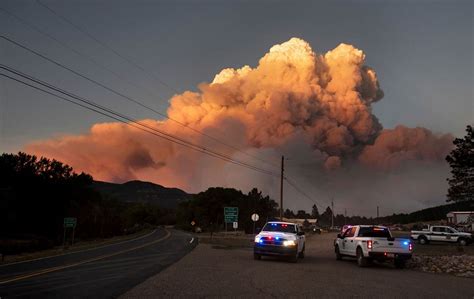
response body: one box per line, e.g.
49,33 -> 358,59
64,217 -> 77,228
224,207 -> 238,223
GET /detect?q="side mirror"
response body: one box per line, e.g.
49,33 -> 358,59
297,231 -> 305,236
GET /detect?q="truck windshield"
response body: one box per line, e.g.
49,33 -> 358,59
262,223 -> 297,233
358,227 -> 391,238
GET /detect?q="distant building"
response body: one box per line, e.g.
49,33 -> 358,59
282,218 -> 317,227
447,211 -> 474,231
447,211 -> 474,224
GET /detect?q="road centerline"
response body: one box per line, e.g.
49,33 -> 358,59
0,229 -> 171,285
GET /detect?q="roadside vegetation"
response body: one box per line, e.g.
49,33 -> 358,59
0,152 -> 170,257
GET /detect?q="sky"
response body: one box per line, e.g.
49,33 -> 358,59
0,0 -> 473,216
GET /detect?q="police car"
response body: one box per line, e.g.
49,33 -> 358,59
254,221 -> 305,263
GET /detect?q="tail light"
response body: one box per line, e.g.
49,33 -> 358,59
409,243 -> 413,251
367,240 -> 373,250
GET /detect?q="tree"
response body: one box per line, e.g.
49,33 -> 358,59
283,208 -> 295,218
446,125 -> 474,202
296,210 -> 310,219
311,204 -> 320,219
319,206 -> 333,227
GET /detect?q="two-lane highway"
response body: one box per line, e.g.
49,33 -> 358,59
0,228 -> 196,298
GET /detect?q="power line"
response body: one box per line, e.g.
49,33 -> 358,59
1,7 -> 322,209
284,175 -> 330,209
0,34 -> 278,168
0,65 -> 279,177
34,0 -> 279,168
36,0 -> 178,93
0,8 -> 155,97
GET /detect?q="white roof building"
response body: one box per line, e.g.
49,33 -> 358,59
447,211 -> 474,225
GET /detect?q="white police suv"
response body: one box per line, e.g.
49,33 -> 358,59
254,221 -> 305,263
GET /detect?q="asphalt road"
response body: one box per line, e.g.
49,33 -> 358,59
0,228 -> 196,298
123,232 -> 474,298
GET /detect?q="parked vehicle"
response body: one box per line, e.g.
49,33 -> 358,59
334,225 -> 413,268
254,221 -> 305,263
411,225 -> 472,246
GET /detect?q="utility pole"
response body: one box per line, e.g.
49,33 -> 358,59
377,206 -> 379,219
344,208 -> 347,225
331,198 -> 334,229
280,155 -> 284,221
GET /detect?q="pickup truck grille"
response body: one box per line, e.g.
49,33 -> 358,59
259,237 -> 285,246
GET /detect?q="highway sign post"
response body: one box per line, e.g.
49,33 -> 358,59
251,213 -> 259,222
224,207 -> 238,223
63,217 -> 77,248
251,213 -> 259,234
64,217 -> 77,228
224,207 -> 238,232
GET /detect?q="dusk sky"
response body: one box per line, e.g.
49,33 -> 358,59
1,0 -> 473,215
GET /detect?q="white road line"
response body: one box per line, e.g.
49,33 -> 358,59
0,229 -> 158,267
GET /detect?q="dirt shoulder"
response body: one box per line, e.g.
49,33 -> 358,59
122,232 -> 473,298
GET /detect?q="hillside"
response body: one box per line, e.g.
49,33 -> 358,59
92,180 -> 192,209
378,201 -> 474,224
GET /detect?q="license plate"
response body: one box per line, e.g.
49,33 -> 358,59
387,253 -> 395,258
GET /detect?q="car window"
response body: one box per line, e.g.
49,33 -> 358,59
432,227 -> 441,232
344,227 -> 357,237
357,227 -> 391,238
262,223 -> 297,233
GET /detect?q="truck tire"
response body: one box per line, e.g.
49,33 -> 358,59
254,253 -> 261,260
356,247 -> 369,267
289,252 -> 298,263
418,236 -> 428,245
335,245 -> 342,260
394,258 -> 406,269
458,238 -> 468,246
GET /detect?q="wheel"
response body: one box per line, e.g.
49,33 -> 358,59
298,244 -> 305,259
394,259 -> 406,269
458,238 -> 467,246
254,253 -> 261,260
356,247 -> 369,267
335,245 -> 342,260
418,236 -> 428,245
289,247 -> 298,263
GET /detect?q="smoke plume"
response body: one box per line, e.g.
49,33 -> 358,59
26,38 -> 453,215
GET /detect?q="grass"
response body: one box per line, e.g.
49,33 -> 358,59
198,232 -> 254,248
0,228 -> 155,264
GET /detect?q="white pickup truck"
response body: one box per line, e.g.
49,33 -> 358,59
334,225 -> 413,268
411,225 -> 472,246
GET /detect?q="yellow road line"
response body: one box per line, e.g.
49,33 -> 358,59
0,229 -> 171,285
0,229 -> 157,268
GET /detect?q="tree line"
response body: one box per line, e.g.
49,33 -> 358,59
176,187 -> 279,233
0,152 -> 171,254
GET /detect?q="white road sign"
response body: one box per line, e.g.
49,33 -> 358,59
251,213 -> 259,222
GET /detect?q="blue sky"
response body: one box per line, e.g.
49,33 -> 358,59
1,0 -> 473,153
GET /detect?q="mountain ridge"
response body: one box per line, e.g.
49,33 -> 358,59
92,180 -> 192,209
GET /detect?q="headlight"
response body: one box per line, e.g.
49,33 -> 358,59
254,236 -> 261,243
283,240 -> 296,246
